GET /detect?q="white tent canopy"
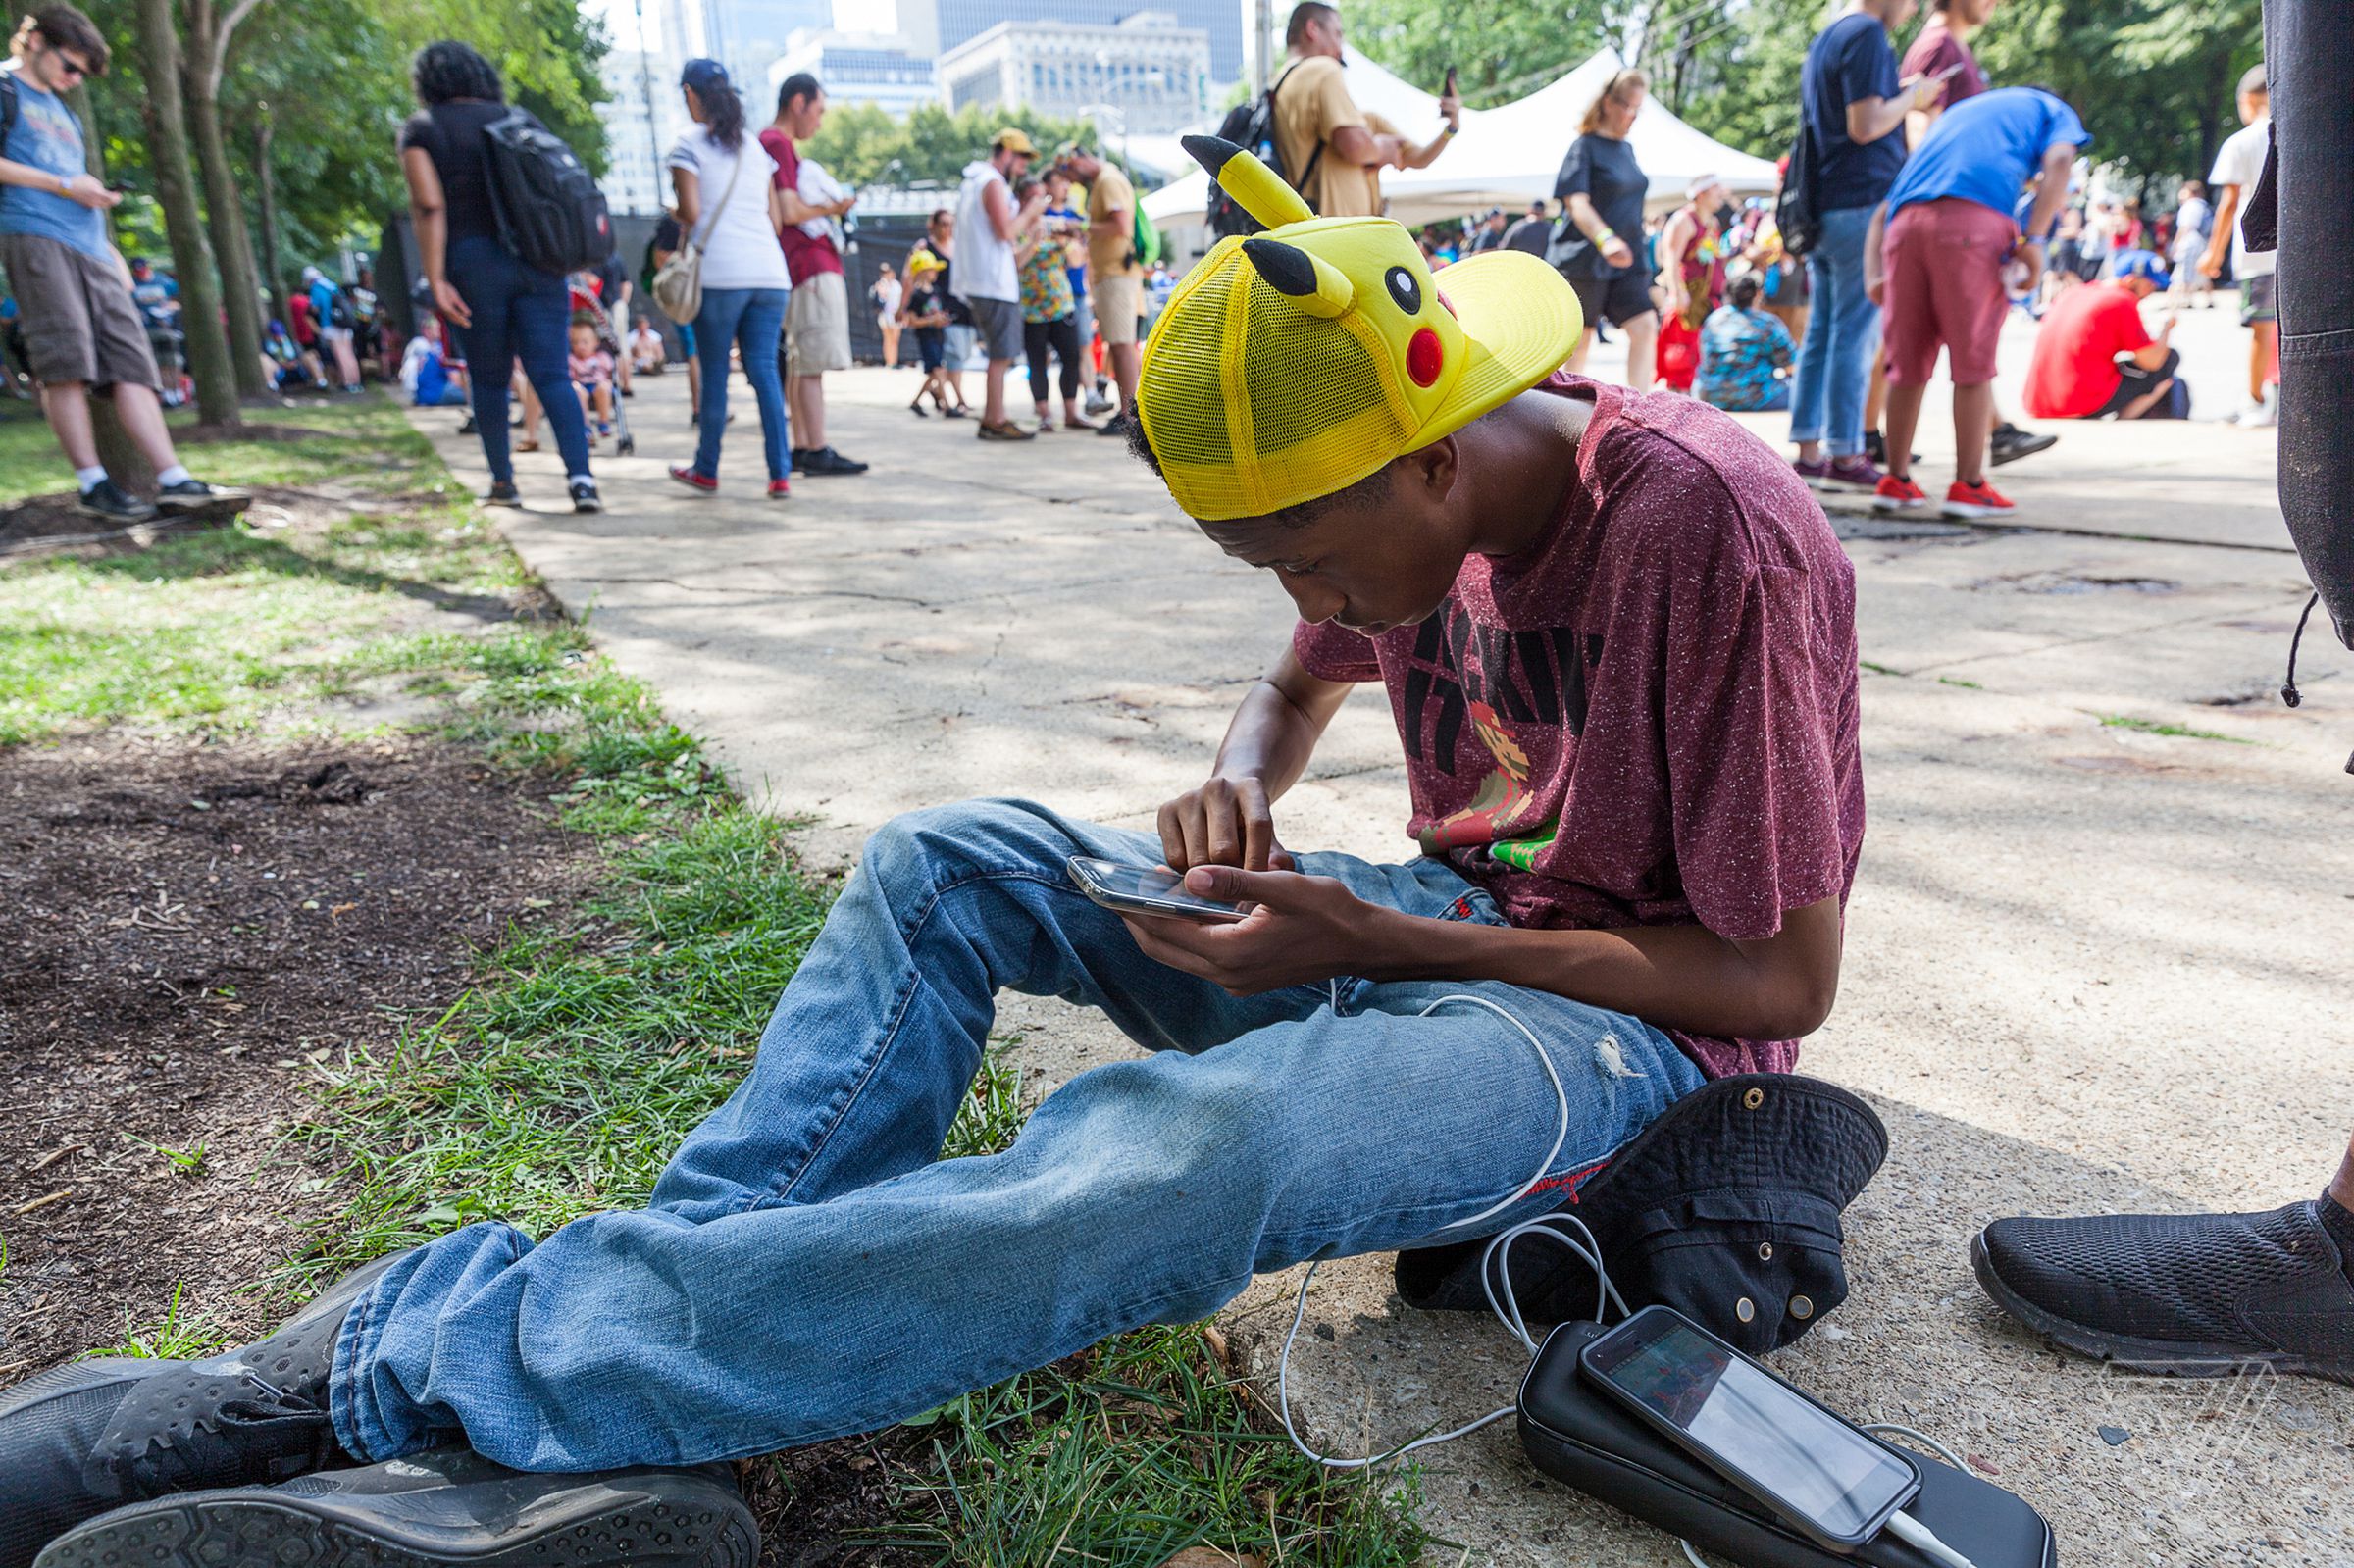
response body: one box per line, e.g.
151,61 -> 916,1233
1144,48 -> 1777,230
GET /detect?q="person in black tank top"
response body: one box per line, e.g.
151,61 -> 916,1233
396,40 -> 600,512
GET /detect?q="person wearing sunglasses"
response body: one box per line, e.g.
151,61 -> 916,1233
0,3 -> 239,522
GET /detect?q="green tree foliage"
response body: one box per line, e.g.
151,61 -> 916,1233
1341,0 -> 1624,108
803,101 -> 1113,191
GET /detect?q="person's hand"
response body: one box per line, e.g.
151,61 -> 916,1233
833,193 -> 857,217
1600,233 -> 1634,269
1372,132 -> 1407,168
1118,866 -> 1396,995
2012,238 -> 2044,297
1439,90 -> 1462,131
1906,73 -> 1946,113
2197,244 -> 2225,280
1865,268 -> 1886,306
430,276 -> 473,329
60,172 -> 119,210
1156,775 -> 1296,874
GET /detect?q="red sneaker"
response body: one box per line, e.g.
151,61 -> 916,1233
669,465 -> 717,493
1872,474 -> 1928,513
1942,478 -> 2016,519
767,478 -> 792,501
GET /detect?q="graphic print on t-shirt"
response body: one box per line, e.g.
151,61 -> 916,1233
1396,604 -> 1603,869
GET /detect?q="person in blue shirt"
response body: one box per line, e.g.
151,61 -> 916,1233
303,264 -> 363,394
1863,86 -> 2089,520
0,4 -> 237,521
1697,273 -> 1797,411
1787,0 -> 1945,495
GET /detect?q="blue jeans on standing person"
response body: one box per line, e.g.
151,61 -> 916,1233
444,234 -> 592,485
1788,204 -> 1881,460
691,285 -> 789,481
328,797 -> 1706,1469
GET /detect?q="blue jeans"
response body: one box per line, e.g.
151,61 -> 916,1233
691,286 -> 789,481
445,235 -> 592,484
1788,204 -> 1881,458
329,798 -> 1705,1470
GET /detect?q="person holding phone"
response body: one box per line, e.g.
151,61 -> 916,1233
0,3 -> 239,521
0,139 -> 1864,1566
1271,2 -> 1459,220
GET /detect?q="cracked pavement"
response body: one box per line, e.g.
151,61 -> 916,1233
414,324 -> 2352,1565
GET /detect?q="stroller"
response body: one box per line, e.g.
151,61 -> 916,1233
567,273 -> 634,457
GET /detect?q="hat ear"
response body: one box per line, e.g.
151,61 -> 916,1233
1241,236 -> 1355,318
1186,134 -> 1314,229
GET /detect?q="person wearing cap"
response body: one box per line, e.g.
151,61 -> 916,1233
1053,142 -> 1142,436
0,134 -> 1866,1566
1654,174 -> 1730,394
2021,249 -> 2185,421
948,126 -> 1049,439
896,249 -> 958,417
1862,84 -> 2089,518
665,57 -> 796,500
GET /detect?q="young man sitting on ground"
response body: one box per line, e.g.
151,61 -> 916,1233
0,138 -> 1864,1566
2021,249 -> 2187,422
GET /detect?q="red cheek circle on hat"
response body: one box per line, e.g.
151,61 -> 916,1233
1407,327 -> 1444,387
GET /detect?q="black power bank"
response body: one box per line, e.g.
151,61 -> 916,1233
1518,1321 -> 2059,1568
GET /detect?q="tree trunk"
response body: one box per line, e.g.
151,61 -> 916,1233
63,80 -> 152,489
181,0 -> 266,398
131,0 -> 240,430
253,112 -> 287,330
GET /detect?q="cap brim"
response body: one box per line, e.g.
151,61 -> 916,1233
1413,251 -> 1586,448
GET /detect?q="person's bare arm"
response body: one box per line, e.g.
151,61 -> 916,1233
1660,208 -> 1695,313
1848,76 -> 1936,145
984,178 -> 1019,242
2200,185 -> 2240,278
1862,202 -> 1890,304
1327,123 -> 1388,166
671,166 -> 701,229
401,147 -> 470,328
1565,192 -> 1634,269
2009,140 -> 2079,297
0,156 -> 115,207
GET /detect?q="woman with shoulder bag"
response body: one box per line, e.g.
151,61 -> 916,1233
397,40 -> 599,512
662,59 -> 793,501
1548,68 -> 1659,391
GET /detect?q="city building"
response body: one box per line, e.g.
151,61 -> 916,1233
935,14 -> 1212,138
705,0 -> 833,93
599,47 -> 696,215
924,0 -> 1240,85
767,28 -> 939,119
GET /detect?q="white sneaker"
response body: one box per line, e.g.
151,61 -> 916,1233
2230,387 -> 2279,428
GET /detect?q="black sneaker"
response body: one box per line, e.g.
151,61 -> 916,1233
0,1253 -> 402,1568
1988,423 -> 2058,467
484,481 -> 521,508
72,480 -> 156,523
801,446 -> 869,476
29,1446 -> 758,1568
155,479 -> 245,514
1972,1201 -> 2354,1380
1096,413 -> 1132,438
1860,430 -> 1919,470
570,479 -> 602,514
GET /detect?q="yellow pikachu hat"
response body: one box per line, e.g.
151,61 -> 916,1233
1137,135 -> 1583,523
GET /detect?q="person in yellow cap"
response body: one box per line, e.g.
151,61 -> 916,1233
947,125 -> 1048,438
0,161 -> 1869,1568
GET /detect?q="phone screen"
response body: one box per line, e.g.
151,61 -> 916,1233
1069,858 -> 1249,922
1584,1312 -> 1916,1542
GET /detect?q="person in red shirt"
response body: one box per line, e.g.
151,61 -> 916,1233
759,74 -> 867,477
2021,250 -> 2184,420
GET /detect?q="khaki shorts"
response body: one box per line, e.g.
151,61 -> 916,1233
786,270 -> 852,376
0,231 -> 159,390
1092,272 -> 1143,347
964,294 -> 1024,363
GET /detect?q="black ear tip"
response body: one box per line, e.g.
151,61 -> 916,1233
1240,235 -> 1317,297
1184,134 -> 1240,177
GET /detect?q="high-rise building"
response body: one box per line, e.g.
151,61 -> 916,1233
927,0 -> 1241,85
769,29 -> 939,119
599,49 -> 680,215
706,0 -> 833,90
935,14 -> 1212,136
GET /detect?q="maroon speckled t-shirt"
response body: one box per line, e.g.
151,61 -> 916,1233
1294,375 -> 1864,1076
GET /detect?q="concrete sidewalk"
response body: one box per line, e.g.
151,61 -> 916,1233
415,360 -> 2352,1568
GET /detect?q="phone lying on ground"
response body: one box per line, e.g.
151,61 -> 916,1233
1578,1305 -> 1921,1554
1067,856 -> 1250,924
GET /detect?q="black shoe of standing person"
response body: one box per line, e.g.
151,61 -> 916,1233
72,479 -> 157,523
484,481 -> 521,508
1988,422 -> 2059,467
1096,413 -> 1132,438
570,478 -> 601,514
0,1252 -> 406,1568
29,1446 -> 759,1568
156,478 -> 246,514
1972,1198 -> 2354,1381
797,446 -> 868,476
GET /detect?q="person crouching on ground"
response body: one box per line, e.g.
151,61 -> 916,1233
0,135 -> 1864,1568
0,3 -> 241,521
2021,249 -> 2187,422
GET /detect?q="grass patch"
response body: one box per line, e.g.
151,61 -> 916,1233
1936,676 -> 1983,689
0,397 -> 1449,1556
2094,713 -> 2251,743
1860,659 -> 1904,677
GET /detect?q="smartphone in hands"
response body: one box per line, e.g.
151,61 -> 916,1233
1068,856 -> 1250,924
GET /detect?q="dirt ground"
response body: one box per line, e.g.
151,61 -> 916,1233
0,733 -> 593,1372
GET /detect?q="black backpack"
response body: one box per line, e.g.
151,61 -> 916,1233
481,110 -> 614,277
1204,63 -> 1323,238
1774,122 -> 1821,259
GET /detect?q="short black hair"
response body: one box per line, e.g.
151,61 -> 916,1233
1125,410 -> 1393,530
776,72 -> 821,115
1285,2 -> 1337,48
412,40 -> 502,106
17,5 -> 109,75
1728,274 -> 1760,310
